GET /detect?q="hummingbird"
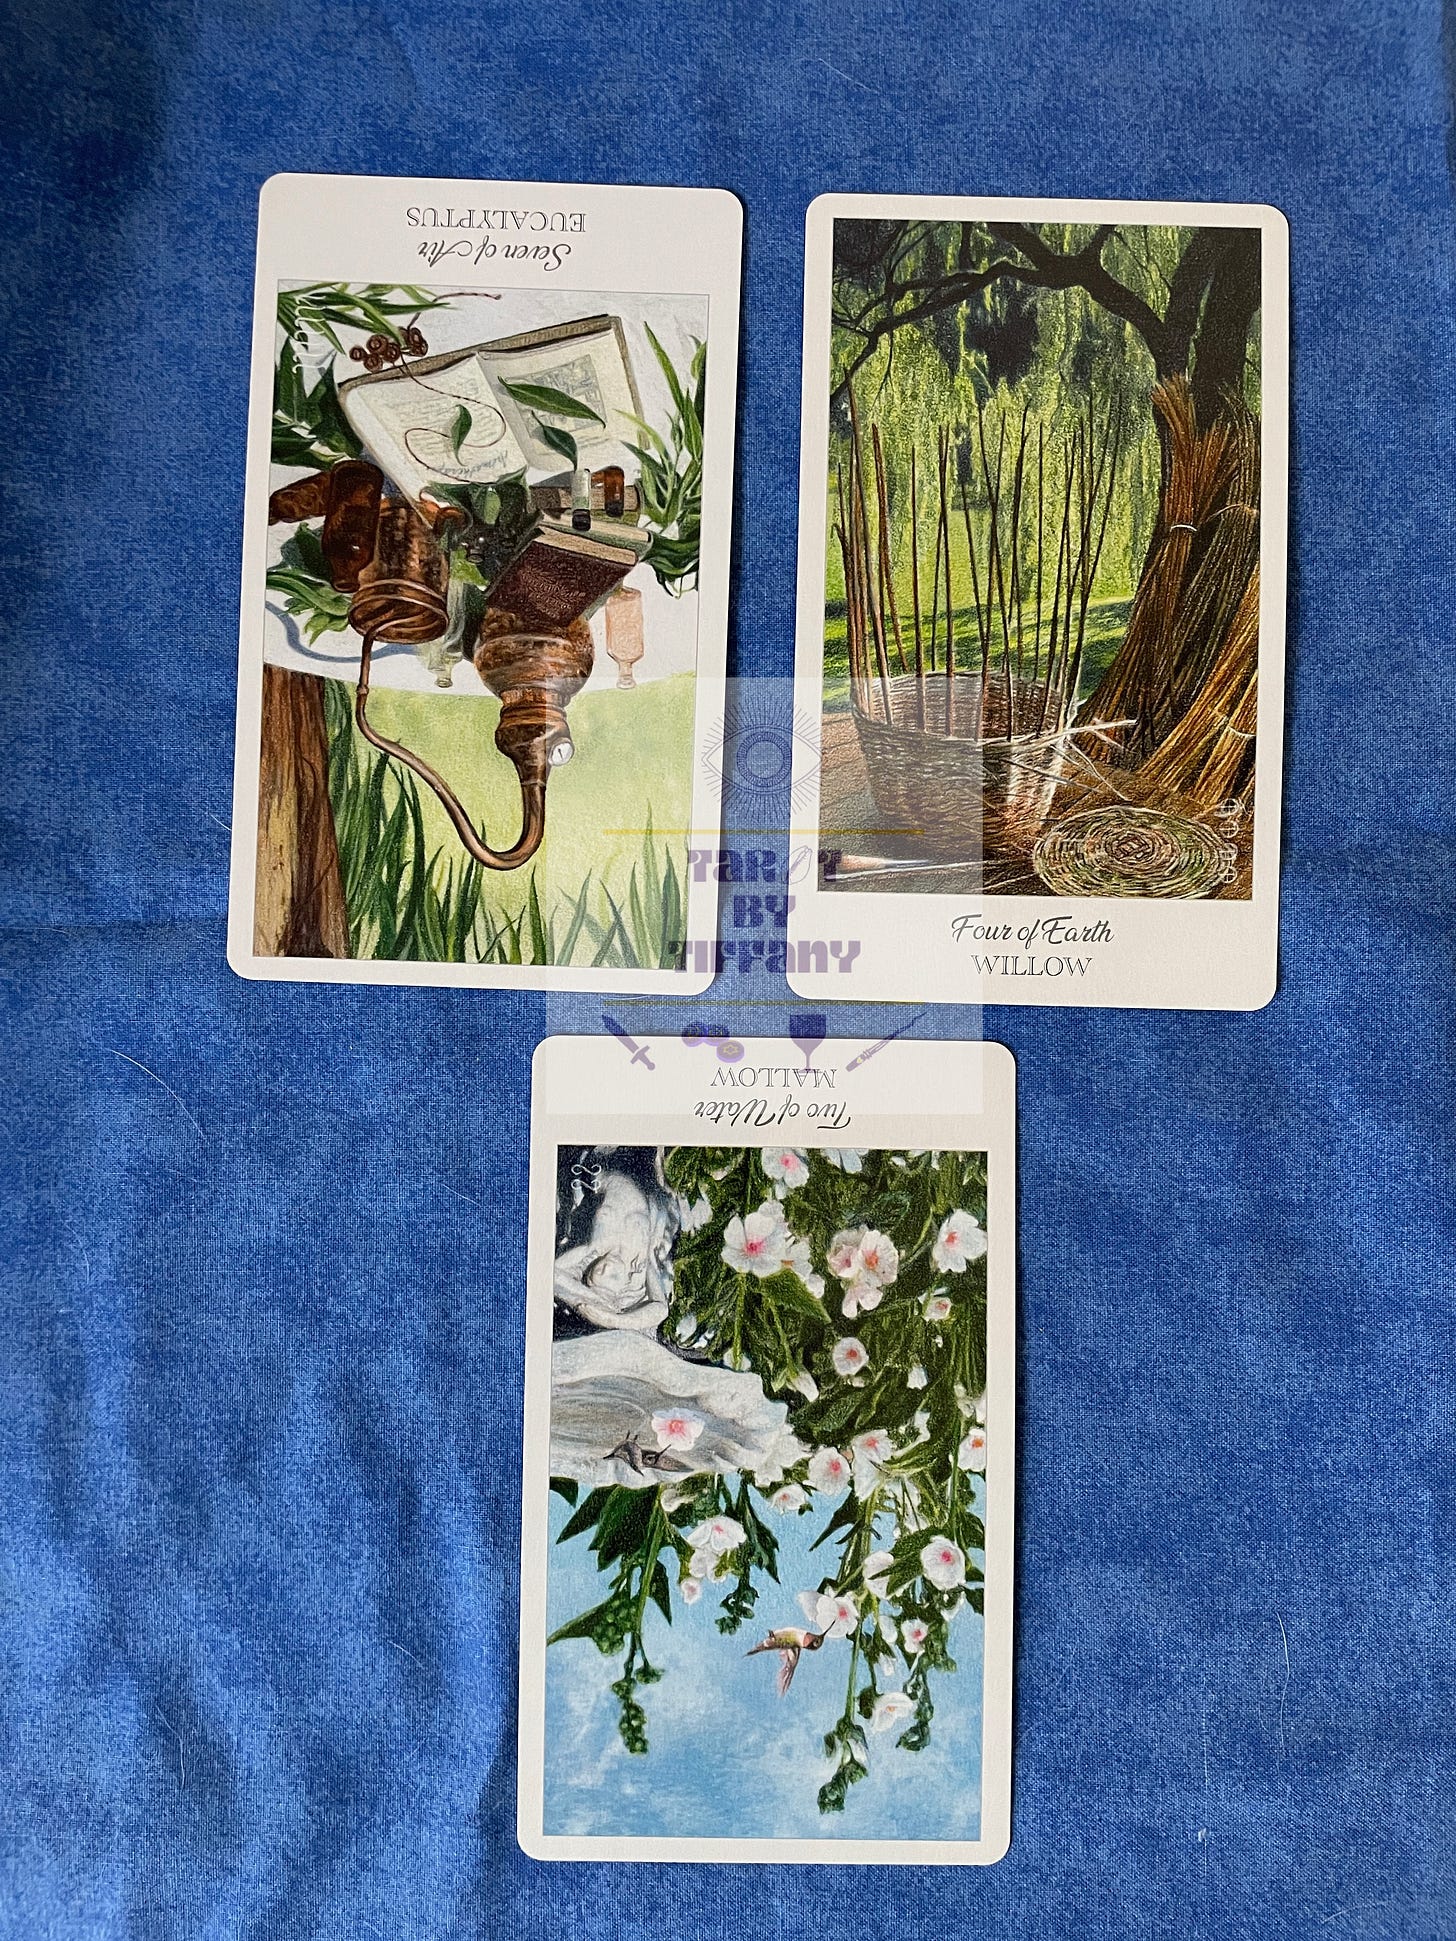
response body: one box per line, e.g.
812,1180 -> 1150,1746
745,1625 -> 827,1696
606,1438 -> 695,1476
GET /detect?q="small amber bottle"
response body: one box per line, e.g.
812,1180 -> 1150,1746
599,465 -> 625,519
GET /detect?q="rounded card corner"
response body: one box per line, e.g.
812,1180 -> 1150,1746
1242,966 -> 1281,1012
980,1040 -> 1018,1083
515,1819 -> 551,1865
258,171 -> 302,213
981,1818 -> 1013,1866
226,936 -> 264,984
531,1036 -> 569,1083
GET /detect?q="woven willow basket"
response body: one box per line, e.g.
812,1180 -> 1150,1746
851,673 -> 1067,852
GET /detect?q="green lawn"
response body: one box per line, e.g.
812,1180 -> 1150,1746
327,672 -> 696,966
821,594 -> 1133,713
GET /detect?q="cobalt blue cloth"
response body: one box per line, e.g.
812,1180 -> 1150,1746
4,2 -> 1453,1935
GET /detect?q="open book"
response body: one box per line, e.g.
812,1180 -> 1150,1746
338,314 -> 643,505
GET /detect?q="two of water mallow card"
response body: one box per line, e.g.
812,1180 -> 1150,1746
517,1035 -> 1016,1865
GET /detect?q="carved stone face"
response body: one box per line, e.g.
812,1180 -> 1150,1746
554,1167 -> 676,1333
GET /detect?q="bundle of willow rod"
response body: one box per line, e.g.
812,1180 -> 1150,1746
1086,378 -> 1260,769
837,384 -> 1122,746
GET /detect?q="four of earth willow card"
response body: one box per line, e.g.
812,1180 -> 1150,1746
789,195 -> 1290,1010
228,175 -> 742,992
518,1036 -> 1016,1864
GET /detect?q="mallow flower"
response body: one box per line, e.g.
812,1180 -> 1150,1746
920,1534 -> 966,1591
870,1690 -> 915,1734
798,1589 -> 857,1638
932,1209 -> 987,1274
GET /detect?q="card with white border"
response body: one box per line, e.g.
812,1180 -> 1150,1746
228,174 -> 741,993
789,194 -> 1289,1010
518,1034 -> 1015,1864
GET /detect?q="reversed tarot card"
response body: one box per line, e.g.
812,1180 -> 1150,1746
518,1035 -> 1015,1864
789,194 -> 1289,1009
229,174 -> 741,992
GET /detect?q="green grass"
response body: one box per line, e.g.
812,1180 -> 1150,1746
822,593 -> 1133,712
323,676 -> 691,967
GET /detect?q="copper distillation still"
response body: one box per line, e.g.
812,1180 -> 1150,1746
268,459 -> 594,871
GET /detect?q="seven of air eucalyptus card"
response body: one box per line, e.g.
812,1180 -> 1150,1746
789,194 -> 1290,1010
517,1036 -> 1016,1864
228,173 -> 742,994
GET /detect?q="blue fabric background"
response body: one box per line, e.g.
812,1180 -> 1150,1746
4,2 -> 1453,1935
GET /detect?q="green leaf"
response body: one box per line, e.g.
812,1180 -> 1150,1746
592,1488 -> 654,1565
449,404 -> 473,461
537,421 -> 579,470
547,1598 -> 620,1646
500,379 -> 605,425
557,1485 -> 613,1544
808,1491 -> 863,1553
649,1560 -> 673,1625
550,1477 -> 580,1506
526,872 -> 549,964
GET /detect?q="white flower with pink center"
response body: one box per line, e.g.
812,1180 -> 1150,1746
770,1483 -> 807,1514
763,1148 -> 810,1194
901,1617 -> 930,1655
841,1276 -> 884,1321
920,1534 -> 966,1591
687,1514 -> 745,1556
721,1202 -> 790,1278
870,1690 -> 915,1734
923,1292 -> 952,1322
958,1426 -> 987,1473
853,1429 -> 894,1471
827,1228 -> 866,1280
651,1408 -> 705,1452
854,1230 -> 899,1286
863,1549 -> 895,1599
688,1548 -> 712,1579
829,1229 -> 899,1310
798,1589 -> 857,1638
679,1576 -> 703,1605
807,1447 -> 852,1494
932,1209 -> 987,1274
831,1336 -> 869,1378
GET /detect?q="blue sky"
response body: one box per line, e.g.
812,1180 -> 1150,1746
543,1487 -> 985,1843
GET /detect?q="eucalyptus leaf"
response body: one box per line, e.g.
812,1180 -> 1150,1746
500,379 -> 605,425
537,421 -> 579,469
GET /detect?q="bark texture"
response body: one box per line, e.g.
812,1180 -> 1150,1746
253,666 -> 348,958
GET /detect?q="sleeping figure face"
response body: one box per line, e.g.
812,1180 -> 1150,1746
554,1155 -> 678,1333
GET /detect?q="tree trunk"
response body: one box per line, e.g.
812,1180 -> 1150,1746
253,666 -> 349,958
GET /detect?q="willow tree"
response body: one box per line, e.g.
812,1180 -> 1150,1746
831,221 -> 1262,782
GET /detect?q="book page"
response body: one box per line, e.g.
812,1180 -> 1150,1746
342,354 -> 529,501
480,324 -> 641,469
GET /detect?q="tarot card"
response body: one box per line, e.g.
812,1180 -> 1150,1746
789,195 -> 1289,1009
228,174 -> 741,992
518,1035 -> 1015,1864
